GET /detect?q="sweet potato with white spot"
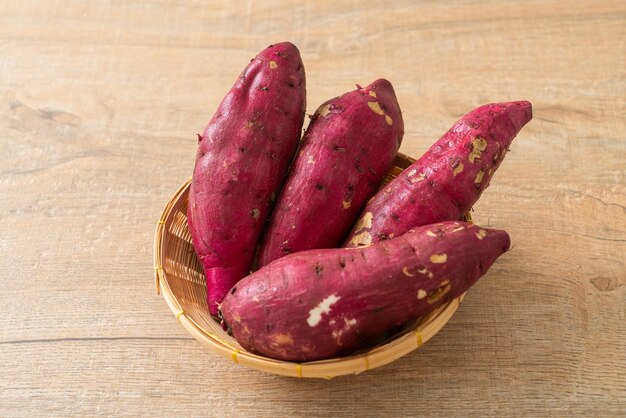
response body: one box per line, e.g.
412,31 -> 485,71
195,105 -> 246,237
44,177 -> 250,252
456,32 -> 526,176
220,221 -> 510,361
345,101 -> 531,247
257,79 -> 404,267
188,42 -> 306,316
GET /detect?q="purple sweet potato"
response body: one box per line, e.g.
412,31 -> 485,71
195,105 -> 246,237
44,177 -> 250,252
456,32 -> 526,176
188,42 -> 306,316
220,221 -> 510,361
345,101 -> 532,247
257,79 -> 404,267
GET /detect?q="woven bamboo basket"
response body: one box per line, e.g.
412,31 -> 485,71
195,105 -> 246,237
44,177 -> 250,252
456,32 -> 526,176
153,152 -> 470,378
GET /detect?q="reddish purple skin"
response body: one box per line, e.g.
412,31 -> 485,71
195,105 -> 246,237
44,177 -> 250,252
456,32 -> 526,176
345,101 -> 532,247
257,79 -> 404,267
187,42 -> 306,316
221,221 -> 510,361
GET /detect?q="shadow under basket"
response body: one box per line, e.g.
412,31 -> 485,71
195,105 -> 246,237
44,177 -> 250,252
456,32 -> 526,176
153,152 -> 471,379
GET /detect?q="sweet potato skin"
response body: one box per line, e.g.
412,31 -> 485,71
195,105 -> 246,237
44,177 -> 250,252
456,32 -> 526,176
345,101 -> 532,247
257,79 -> 404,267
188,42 -> 306,316
221,221 -> 510,361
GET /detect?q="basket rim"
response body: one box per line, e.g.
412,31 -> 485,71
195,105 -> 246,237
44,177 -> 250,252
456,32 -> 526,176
153,152 -> 467,379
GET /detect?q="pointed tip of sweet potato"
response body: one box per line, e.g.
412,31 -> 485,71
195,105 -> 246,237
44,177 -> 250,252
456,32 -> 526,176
366,79 -> 399,104
502,100 -> 533,131
362,78 -> 404,146
478,228 -> 511,284
366,78 -> 394,92
484,226 -> 511,256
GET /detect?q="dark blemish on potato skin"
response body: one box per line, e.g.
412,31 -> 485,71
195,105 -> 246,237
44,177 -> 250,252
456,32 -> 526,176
241,63 -> 252,82
230,286 -> 237,295
339,257 -> 346,268
390,213 -> 400,221
315,263 -> 323,277
333,145 -> 346,152
260,86 -> 269,91
288,81 -> 295,88
315,184 -> 326,191
196,133 -> 203,143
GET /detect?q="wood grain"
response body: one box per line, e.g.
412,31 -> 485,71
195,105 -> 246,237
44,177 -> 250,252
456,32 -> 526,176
0,0 -> 624,416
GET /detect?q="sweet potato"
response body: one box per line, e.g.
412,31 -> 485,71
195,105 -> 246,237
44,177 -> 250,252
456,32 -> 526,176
220,221 -> 510,361
257,79 -> 404,267
188,42 -> 306,316
345,101 -> 532,247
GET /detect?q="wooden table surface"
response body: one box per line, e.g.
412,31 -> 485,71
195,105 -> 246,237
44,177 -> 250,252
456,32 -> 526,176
1,1 -> 624,416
